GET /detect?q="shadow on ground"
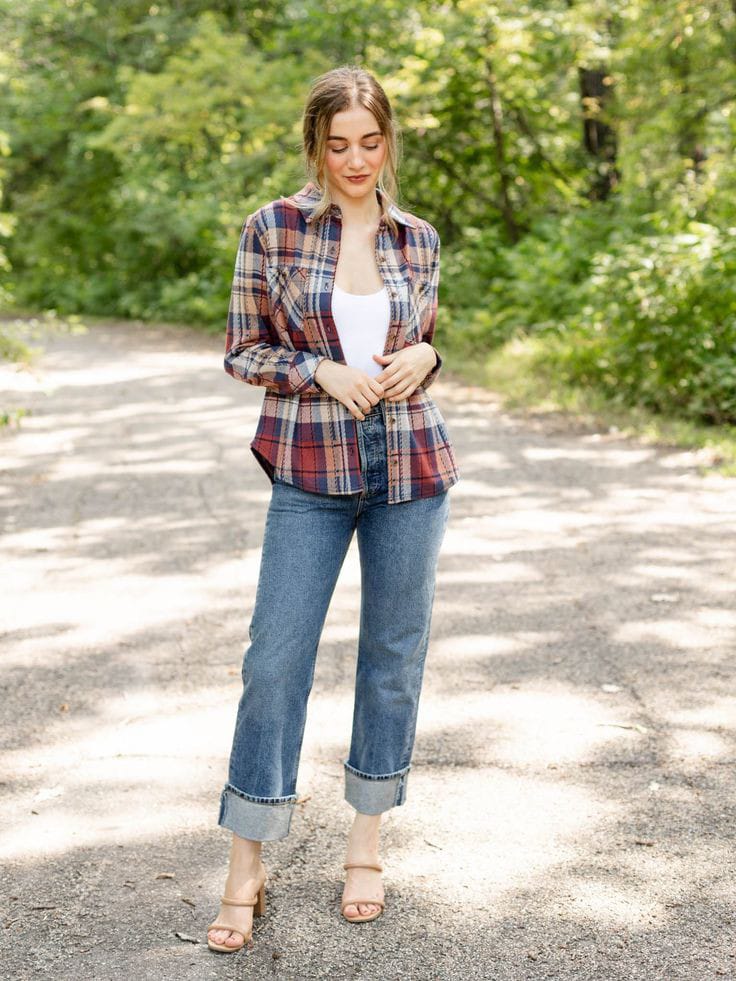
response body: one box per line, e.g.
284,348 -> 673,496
1,320 -> 734,980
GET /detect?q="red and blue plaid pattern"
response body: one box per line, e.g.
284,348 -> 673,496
224,180 -> 460,503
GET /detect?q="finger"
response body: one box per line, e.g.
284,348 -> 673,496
388,381 -> 417,401
381,370 -> 409,397
377,367 -> 404,390
363,384 -> 383,402
376,360 -> 402,379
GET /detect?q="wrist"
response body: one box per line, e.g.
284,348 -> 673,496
314,357 -> 332,386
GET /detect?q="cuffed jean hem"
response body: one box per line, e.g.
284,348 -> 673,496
343,761 -> 411,815
218,784 -> 297,842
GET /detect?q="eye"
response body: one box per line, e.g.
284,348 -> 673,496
331,144 -> 380,154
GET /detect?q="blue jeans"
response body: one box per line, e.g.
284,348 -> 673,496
218,399 -> 450,841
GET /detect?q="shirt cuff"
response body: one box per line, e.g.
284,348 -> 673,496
420,344 -> 442,389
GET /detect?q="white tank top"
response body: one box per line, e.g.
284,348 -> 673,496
331,283 -> 391,378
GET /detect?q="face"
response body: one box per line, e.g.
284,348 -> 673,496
323,104 -> 387,202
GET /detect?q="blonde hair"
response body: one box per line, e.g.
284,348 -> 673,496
301,65 -> 403,235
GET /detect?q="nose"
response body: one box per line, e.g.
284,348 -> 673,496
348,147 -> 365,169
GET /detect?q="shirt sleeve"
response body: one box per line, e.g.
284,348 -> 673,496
418,227 -> 443,390
224,213 -> 328,394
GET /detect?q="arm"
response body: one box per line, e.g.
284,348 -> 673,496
418,227 -> 443,390
224,213 -> 327,395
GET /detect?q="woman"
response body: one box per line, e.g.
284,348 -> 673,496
207,64 -> 460,953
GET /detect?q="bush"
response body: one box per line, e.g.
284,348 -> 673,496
446,213 -> 736,427
552,223 -> 736,424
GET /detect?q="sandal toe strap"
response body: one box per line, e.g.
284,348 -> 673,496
207,923 -> 249,935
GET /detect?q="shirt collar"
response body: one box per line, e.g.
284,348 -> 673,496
285,180 -> 417,228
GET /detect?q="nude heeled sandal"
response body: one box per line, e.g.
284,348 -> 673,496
341,862 -> 385,923
207,880 -> 267,953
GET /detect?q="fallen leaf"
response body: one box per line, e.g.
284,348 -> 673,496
181,897 -> 196,908
596,722 -> 648,733
155,872 -> 176,880
174,931 -> 199,944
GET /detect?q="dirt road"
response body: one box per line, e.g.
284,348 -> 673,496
1,318 -> 734,980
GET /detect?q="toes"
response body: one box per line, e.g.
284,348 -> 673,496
345,902 -> 379,916
345,902 -> 374,916
208,927 -> 244,946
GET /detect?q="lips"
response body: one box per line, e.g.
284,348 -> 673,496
346,175 -> 369,182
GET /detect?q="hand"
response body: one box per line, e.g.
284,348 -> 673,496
372,343 -> 437,401
314,360 -> 385,420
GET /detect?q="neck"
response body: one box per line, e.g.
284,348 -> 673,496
325,180 -> 383,226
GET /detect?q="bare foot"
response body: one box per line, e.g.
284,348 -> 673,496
208,834 -> 266,949
342,812 -> 384,919
342,863 -> 384,918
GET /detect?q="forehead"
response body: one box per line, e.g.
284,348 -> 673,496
328,105 -> 382,137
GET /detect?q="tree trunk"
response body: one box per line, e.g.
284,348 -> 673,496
578,65 -> 620,200
482,47 -> 522,243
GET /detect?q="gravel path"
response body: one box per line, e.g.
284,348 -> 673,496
1,317 -> 734,980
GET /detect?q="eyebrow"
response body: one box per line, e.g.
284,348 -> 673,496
327,131 -> 383,141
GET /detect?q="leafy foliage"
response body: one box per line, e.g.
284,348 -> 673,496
2,0 -> 736,422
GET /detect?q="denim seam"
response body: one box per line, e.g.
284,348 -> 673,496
394,774 -> 406,807
343,760 -> 411,781
223,782 -> 298,806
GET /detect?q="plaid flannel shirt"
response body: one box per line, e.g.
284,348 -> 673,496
224,180 -> 460,504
